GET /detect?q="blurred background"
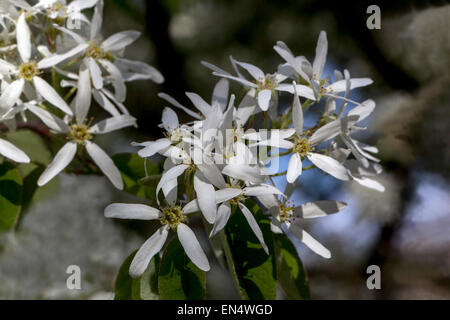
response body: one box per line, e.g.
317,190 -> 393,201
0,0 -> 449,299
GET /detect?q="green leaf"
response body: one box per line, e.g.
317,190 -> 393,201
112,153 -> 163,200
114,251 -> 142,300
274,233 -> 310,299
0,162 -> 23,232
139,254 -> 160,300
114,250 -> 160,300
225,201 -> 277,300
158,238 -> 206,300
5,130 -> 51,165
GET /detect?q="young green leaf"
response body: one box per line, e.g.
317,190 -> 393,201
274,233 -> 310,299
158,238 -> 206,300
112,153 -> 163,200
0,162 -> 23,232
225,201 -> 277,300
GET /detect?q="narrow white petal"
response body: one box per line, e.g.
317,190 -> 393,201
0,138 -> 30,163
347,99 -> 376,122
194,172 -> 217,224
130,226 -> 168,278
133,138 -> 171,158
326,78 -> 373,93
276,84 -> 316,101
231,58 -> 265,80
16,13 -> 31,62
92,90 -> 120,116
312,31 -> 327,78
0,79 -> 24,109
210,202 -> 231,237
27,104 -> 69,133
222,164 -> 266,184
177,223 -> 210,271
353,176 -> 385,192
158,93 -> 202,120
309,119 -> 341,146
33,77 -> 73,115
38,141 -> 77,186
88,115 -> 136,134
75,67 -> 92,124
257,89 -> 271,111
99,60 -> 126,103
88,58 -> 103,89
197,163 -> 226,189
161,107 -> 179,132
105,203 -> 161,220
211,72 -> 257,88
291,225 -> 331,259
239,203 -> 269,255
294,200 -> 347,219
212,78 -> 229,110
156,164 -> 188,201
183,188 -> 242,214
37,43 -> 88,69
102,31 -> 141,52
307,152 -> 349,181
185,92 -> 211,116
286,153 -> 302,183
243,184 -> 284,197
292,82 -> 304,136
90,0 -> 103,40
85,141 -> 123,189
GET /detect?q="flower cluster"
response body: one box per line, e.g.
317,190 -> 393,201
0,0 -> 163,189
105,31 -> 384,276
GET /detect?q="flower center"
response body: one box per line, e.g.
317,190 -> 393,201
69,124 -> 92,144
19,62 -> 40,81
86,42 -> 114,62
161,206 -> 187,230
293,137 -> 311,158
257,74 -> 277,91
279,200 -> 295,222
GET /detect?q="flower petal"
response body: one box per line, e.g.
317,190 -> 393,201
294,200 -> 347,219
307,152 -> 349,181
177,223 -> 210,271
38,141 -> 77,186
75,66 -> 92,124
37,43 -> 88,69
85,141 -> 123,190
257,89 -> 271,111
312,31 -> 327,78
156,164 -> 189,202
212,78 -> 229,111
286,153 -> 302,183
289,224 -> 331,258
88,58 -> 103,89
133,138 -> 171,158
102,30 -> 141,52
88,114 -> 136,134
239,203 -> 269,255
158,93 -> 202,120
105,203 -> 161,220
292,82 -> 303,136
243,184 -> 284,197
0,79 -> 24,109
194,172 -> 217,224
16,13 -> 31,62
130,226 -> 168,278
99,59 -> 126,103
161,107 -> 179,132
210,202 -> 231,237
230,57 -> 265,81
27,104 -> 69,133
0,138 -> 30,163
33,76 -> 73,116
222,164 -> 266,184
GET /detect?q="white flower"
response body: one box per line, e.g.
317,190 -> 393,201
283,83 -> 351,183
261,184 -> 347,258
32,67 -> 136,189
204,56 -> 315,111
0,13 -> 85,114
54,0 -> 163,103
104,200 -> 210,277
33,0 -> 98,23
0,137 -> 30,163
185,183 -> 284,254
274,31 -> 373,102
